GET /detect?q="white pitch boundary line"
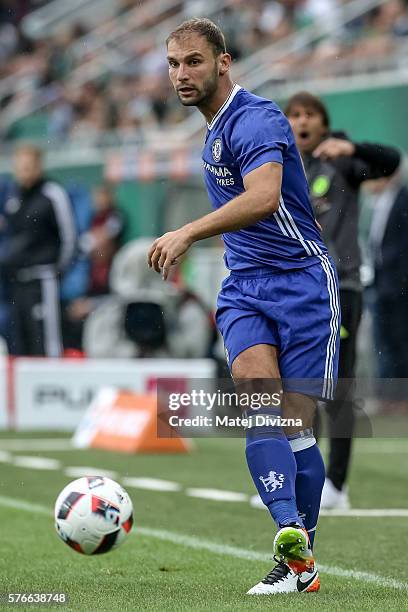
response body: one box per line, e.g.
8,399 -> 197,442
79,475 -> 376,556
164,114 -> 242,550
250,496 -> 408,517
122,477 -> 182,492
137,527 -> 408,592
186,488 -> 249,502
12,456 -> 61,470
0,450 -> 12,462
320,509 -> 408,517
354,440 -> 408,447
356,449 -> 408,454
0,495 -> 407,592
3,451 -> 408,516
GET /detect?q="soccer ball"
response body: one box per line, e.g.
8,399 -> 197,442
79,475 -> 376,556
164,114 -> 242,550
54,476 -> 133,555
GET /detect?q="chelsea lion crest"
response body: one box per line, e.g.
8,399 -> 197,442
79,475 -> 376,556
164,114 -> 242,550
212,138 -> 222,162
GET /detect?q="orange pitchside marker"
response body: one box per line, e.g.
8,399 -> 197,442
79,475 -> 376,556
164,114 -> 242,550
73,388 -> 190,454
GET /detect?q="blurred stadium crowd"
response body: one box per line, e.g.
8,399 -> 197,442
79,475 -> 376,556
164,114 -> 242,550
0,0 -> 407,143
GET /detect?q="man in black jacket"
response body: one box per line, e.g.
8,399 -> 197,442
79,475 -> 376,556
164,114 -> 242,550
0,145 -> 76,356
285,92 -> 401,508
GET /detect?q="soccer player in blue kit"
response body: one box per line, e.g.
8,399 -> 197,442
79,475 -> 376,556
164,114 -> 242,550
148,18 -> 340,594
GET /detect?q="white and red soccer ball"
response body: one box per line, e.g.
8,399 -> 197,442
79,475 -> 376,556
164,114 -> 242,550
54,476 -> 133,555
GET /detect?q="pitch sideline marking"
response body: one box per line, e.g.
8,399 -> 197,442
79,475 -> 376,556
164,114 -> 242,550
0,495 -> 407,592
186,488 -> 249,502
122,477 -> 182,492
250,496 -> 408,517
138,526 -> 408,592
3,451 -> 408,516
0,450 -> 12,462
12,456 -> 61,470
320,508 -> 408,517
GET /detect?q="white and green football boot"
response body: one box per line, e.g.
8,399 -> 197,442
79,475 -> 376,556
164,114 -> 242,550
247,526 -> 320,595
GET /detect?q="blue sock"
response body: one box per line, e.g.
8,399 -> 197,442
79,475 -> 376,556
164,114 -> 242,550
289,433 -> 325,548
246,414 -> 302,528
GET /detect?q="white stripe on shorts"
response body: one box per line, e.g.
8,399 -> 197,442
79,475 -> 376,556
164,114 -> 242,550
318,255 -> 340,399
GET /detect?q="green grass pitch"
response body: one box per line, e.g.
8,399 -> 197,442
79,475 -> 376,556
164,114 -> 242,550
0,432 -> 407,611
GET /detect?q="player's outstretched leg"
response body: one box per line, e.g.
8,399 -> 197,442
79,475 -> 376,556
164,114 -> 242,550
246,397 -> 322,593
231,346 -> 321,594
245,418 -> 320,594
245,418 -> 301,528
246,433 -> 323,594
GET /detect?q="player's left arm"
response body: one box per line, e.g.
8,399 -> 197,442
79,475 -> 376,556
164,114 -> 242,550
148,162 -> 282,279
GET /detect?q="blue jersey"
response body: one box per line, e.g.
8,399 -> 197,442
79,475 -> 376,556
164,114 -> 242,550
202,85 -> 328,272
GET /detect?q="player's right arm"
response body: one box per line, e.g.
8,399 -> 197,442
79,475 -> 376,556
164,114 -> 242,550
184,102 -> 290,239
148,162 -> 282,279
187,161 -> 282,237
148,106 -> 290,278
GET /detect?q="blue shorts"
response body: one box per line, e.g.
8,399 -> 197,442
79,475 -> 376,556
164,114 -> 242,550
216,255 -> 340,400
